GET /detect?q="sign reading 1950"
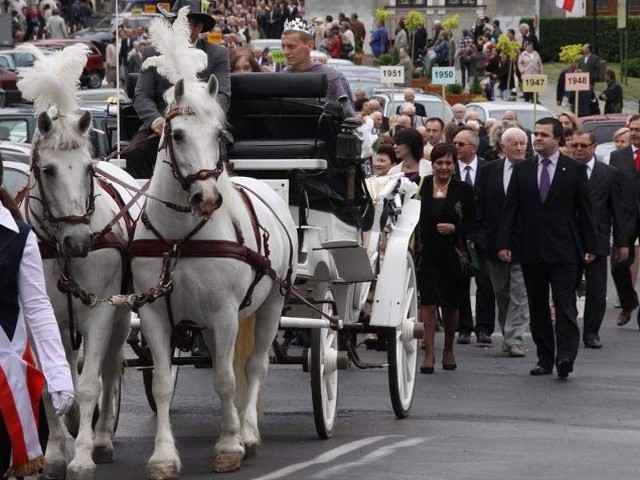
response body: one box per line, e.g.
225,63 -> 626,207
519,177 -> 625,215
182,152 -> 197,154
431,66 -> 456,85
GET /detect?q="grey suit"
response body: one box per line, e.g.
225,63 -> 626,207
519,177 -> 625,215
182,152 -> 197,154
127,40 -> 231,178
578,53 -> 601,84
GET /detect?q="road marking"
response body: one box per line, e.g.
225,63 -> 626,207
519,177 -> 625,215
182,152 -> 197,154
251,436 -> 402,480
311,437 -> 427,479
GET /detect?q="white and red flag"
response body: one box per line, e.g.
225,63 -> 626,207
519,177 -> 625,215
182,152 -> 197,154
0,313 -> 46,479
556,0 -> 576,12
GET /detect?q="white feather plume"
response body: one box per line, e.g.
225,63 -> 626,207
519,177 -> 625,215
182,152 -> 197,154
143,7 -> 207,86
16,43 -> 89,116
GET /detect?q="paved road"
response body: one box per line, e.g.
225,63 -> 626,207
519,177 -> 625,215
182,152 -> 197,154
58,292 -> 640,480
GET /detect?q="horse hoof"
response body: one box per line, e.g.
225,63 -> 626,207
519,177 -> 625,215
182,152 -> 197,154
148,462 -> 179,480
43,460 -> 67,479
67,465 -> 96,480
212,453 -> 242,473
244,444 -> 258,459
92,446 -> 114,464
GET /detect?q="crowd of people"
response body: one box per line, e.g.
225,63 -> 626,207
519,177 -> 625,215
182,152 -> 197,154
355,77 -> 637,377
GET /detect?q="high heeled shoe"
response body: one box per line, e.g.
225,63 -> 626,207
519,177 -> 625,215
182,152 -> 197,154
420,365 -> 434,374
442,362 -> 457,371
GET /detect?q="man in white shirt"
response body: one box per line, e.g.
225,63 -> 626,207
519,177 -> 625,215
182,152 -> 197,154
572,129 -> 628,348
453,127 -> 496,345
475,127 -> 530,356
422,117 -> 443,160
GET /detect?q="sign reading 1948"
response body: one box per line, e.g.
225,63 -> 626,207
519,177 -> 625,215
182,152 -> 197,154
431,66 -> 456,85
380,66 -> 404,84
565,72 -> 590,91
521,74 -> 548,93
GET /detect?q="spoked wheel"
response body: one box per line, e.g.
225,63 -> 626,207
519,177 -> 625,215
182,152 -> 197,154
309,286 -> 339,439
141,334 -> 180,413
387,253 -> 419,419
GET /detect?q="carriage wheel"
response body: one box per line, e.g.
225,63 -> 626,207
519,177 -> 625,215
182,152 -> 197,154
141,334 -> 180,413
310,286 -> 339,439
387,253 -> 419,419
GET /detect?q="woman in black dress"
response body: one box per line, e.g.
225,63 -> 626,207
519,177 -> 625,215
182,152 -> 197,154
417,143 -> 478,373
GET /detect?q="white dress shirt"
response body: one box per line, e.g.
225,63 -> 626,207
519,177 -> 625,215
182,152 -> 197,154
537,150 -> 560,187
0,204 -> 73,393
458,156 -> 478,186
586,157 -> 595,180
503,160 -> 515,193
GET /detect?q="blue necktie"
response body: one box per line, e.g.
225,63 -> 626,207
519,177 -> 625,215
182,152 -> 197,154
539,158 -> 551,202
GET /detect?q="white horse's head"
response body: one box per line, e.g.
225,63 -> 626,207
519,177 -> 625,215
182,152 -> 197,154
161,74 -> 227,218
32,108 -> 95,257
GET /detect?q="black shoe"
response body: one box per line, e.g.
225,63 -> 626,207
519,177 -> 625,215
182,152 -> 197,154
476,332 -> 493,344
442,362 -> 457,371
457,332 -> 471,344
420,366 -> 435,374
530,364 -> 552,376
556,359 -> 573,378
584,338 -> 602,349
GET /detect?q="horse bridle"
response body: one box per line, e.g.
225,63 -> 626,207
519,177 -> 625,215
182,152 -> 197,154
160,106 -> 227,200
29,139 -> 96,237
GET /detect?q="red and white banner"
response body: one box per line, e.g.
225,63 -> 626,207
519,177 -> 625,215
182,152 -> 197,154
0,314 -> 46,478
556,0 -> 575,12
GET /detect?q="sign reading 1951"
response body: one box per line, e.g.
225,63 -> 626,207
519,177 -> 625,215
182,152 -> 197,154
380,66 -> 404,84
521,74 -> 548,93
431,66 -> 456,85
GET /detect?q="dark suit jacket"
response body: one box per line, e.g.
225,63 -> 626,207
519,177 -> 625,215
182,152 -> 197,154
417,176 -> 478,273
455,156 -> 486,189
521,33 -> 539,51
587,160 -> 628,255
475,159 -> 520,261
578,53 -> 601,83
119,37 -> 133,66
133,40 -> 231,131
610,146 -> 640,233
497,153 -> 597,264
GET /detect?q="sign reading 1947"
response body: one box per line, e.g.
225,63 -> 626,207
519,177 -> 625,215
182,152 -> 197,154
521,74 -> 548,93
380,66 -> 404,84
431,66 -> 456,85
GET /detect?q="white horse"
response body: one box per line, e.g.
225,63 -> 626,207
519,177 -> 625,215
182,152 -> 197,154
131,76 -> 298,478
17,44 -> 137,480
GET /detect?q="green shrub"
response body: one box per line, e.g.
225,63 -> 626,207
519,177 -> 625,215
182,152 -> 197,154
627,58 -> 640,78
446,83 -> 463,94
376,54 -> 394,66
469,73 -> 483,95
520,16 -> 640,63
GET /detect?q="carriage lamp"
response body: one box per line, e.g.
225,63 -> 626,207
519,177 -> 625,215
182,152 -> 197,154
336,118 -> 363,201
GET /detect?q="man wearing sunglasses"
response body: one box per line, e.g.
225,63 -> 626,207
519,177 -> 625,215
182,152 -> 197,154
572,130 -> 628,349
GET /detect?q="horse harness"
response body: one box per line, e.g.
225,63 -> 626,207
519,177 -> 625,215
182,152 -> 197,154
129,105 -> 295,336
24,140 -> 134,350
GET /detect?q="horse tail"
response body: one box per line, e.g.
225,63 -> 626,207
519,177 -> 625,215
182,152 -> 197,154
233,314 -> 255,412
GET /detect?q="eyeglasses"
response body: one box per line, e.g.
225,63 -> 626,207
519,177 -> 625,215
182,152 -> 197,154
570,142 -> 594,149
453,141 -> 472,147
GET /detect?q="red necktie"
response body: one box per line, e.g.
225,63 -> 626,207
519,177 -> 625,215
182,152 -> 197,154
635,149 -> 640,172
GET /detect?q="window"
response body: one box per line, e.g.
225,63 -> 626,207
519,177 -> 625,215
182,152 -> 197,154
446,0 -> 478,5
0,119 -> 29,143
396,0 -> 426,4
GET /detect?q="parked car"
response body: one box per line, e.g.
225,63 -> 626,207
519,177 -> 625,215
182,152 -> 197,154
345,77 -> 387,99
71,12 -> 161,55
463,101 -> 555,132
0,141 -> 32,166
0,160 -> 30,198
369,91 -> 454,122
579,114 -> 629,145
0,106 -> 112,157
0,65 -> 22,106
595,142 -> 616,164
32,39 -> 106,89
249,39 -> 329,64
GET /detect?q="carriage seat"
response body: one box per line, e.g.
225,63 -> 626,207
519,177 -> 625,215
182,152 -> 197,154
230,72 -> 328,100
228,139 -> 327,161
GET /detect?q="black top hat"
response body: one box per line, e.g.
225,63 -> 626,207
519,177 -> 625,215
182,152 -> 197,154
157,3 -> 216,33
